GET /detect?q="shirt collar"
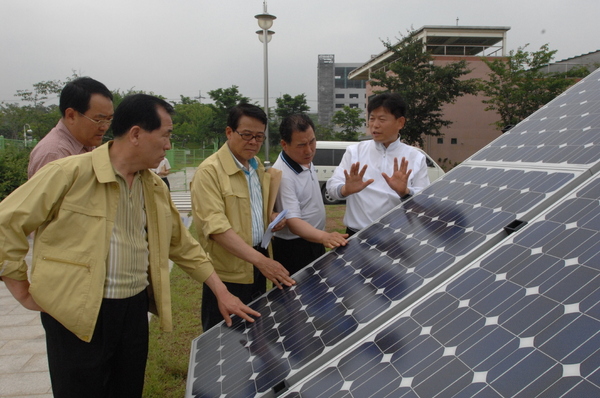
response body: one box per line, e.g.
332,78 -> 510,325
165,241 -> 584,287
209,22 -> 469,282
227,145 -> 257,175
374,137 -> 402,152
280,150 -> 306,175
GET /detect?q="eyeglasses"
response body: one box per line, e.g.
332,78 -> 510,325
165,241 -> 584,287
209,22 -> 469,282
79,112 -> 113,126
235,130 -> 266,143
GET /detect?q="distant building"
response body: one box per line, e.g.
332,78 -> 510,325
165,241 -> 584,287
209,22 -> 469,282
545,50 -> 600,74
317,54 -> 367,130
348,25 -> 511,168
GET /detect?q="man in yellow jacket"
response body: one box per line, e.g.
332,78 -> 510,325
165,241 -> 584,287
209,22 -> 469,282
0,94 -> 259,398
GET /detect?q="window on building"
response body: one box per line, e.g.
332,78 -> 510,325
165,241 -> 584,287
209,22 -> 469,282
451,138 -> 458,144
335,93 -> 345,99
334,66 -> 367,89
335,103 -> 344,109
437,138 -> 443,144
349,93 -> 359,99
349,104 -> 359,108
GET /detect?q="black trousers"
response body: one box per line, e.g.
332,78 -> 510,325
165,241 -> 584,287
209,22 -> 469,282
346,226 -> 359,237
272,236 -> 325,276
41,290 -> 149,398
201,246 -> 268,332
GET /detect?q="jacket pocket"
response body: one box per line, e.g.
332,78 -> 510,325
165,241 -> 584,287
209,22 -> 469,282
30,249 -> 96,334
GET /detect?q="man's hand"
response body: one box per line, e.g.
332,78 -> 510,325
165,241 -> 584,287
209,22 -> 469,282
341,162 -> 374,197
3,277 -> 44,312
382,157 -> 412,197
210,229 -> 296,290
270,212 -> 286,232
254,257 -> 296,289
320,231 -> 349,249
204,272 -> 261,326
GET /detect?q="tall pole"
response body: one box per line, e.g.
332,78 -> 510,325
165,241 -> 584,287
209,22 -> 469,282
262,17 -> 270,164
255,1 -> 276,167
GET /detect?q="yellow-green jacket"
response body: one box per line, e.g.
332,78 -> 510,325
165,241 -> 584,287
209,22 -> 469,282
0,143 -> 214,342
191,143 -> 274,284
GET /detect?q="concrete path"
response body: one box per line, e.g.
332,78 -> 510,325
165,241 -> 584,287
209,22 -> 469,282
0,236 -> 52,398
0,168 -> 197,397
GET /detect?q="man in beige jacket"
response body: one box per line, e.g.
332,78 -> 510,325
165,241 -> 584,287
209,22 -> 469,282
0,94 -> 259,398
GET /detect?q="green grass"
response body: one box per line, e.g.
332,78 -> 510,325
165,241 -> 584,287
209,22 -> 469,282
143,205 -> 346,397
143,225 -> 204,398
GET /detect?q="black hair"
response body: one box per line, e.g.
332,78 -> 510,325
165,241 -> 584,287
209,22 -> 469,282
367,93 -> 407,119
227,103 -> 267,131
279,114 -> 315,143
111,94 -> 174,138
59,77 -> 113,117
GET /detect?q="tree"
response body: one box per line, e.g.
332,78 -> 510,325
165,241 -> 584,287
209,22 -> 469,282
269,93 -> 311,146
314,123 -> 335,141
478,44 -> 591,130
369,29 -> 478,147
275,94 -> 310,119
207,86 -> 251,142
171,101 -> 215,147
331,106 -> 365,141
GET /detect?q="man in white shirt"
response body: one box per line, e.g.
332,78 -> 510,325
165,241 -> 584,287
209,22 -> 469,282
272,114 -> 348,274
326,93 -> 430,236
152,157 -> 171,190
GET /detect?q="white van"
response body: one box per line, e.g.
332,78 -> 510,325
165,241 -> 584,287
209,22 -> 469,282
313,140 -> 445,204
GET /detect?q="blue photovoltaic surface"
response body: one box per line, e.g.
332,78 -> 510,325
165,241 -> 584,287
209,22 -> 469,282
286,174 -> 600,398
187,68 -> 600,398
472,74 -> 600,165
187,167 -> 579,398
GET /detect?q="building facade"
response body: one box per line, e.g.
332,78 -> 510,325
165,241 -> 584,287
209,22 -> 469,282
348,25 -> 511,169
317,54 -> 367,130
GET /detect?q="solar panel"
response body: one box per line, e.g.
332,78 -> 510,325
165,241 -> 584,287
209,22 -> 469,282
285,173 -> 600,398
186,68 -> 600,398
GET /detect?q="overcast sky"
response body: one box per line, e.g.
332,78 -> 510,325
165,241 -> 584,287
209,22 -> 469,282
2,0 -> 599,111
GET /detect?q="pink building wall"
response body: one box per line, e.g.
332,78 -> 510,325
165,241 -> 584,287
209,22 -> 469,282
365,56 -> 503,170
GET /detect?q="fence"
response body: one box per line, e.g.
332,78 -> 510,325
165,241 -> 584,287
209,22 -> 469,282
0,136 -> 37,150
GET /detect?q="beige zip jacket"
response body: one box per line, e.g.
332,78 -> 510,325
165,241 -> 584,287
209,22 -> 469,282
191,143 -> 274,284
0,142 -> 214,342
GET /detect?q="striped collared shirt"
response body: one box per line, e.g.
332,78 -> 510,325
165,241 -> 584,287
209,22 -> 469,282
104,171 -> 150,299
228,149 -> 264,246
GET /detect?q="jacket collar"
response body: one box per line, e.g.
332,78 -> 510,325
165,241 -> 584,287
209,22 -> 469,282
91,142 -> 118,184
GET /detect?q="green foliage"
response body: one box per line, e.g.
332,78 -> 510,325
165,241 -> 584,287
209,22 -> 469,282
478,44 -> 591,130
331,106 -> 365,141
314,123 -> 336,141
270,93 -> 311,145
206,86 -> 251,141
370,29 -> 478,146
275,94 -> 310,119
171,102 -> 215,147
0,102 -> 60,140
0,145 -> 30,201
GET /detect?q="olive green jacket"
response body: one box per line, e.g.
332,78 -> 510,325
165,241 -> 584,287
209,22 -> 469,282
0,143 -> 214,342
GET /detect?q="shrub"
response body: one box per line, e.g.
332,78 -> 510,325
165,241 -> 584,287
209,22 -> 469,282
0,146 -> 30,201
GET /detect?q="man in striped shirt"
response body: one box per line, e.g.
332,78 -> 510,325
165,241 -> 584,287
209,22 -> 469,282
0,94 -> 259,397
192,103 -> 296,331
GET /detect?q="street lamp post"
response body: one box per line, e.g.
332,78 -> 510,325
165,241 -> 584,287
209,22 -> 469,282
255,1 -> 276,166
23,124 -> 32,146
